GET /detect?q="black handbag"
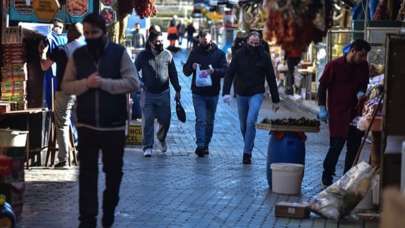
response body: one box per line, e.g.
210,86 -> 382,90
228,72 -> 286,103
176,100 -> 186,123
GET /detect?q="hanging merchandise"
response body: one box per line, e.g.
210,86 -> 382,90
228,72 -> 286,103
101,0 -> 114,6
265,0 -> 333,55
133,0 -> 157,18
99,0 -> 116,26
66,0 -> 88,17
100,7 -> 116,26
398,0 -> 405,21
238,0 -> 267,31
117,0 -> 157,20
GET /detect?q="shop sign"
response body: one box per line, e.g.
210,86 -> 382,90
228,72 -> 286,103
32,0 -> 60,21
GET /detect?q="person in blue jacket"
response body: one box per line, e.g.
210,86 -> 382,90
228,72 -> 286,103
44,18 -> 67,109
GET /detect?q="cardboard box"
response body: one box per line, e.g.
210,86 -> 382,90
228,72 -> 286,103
275,202 -> 310,219
0,102 -> 11,113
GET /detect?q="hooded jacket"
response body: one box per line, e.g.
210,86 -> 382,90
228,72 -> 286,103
135,48 -> 181,94
223,45 -> 280,103
183,43 -> 227,96
62,41 -> 140,130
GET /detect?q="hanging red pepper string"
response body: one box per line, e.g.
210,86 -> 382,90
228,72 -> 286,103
118,0 -> 157,20
265,0 -> 333,55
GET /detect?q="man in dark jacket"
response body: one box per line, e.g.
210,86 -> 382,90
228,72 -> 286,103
318,39 -> 370,187
135,31 -> 181,157
132,23 -> 145,48
223,31 -> 280,165
183,31 -> 227,157
185,22 -> 196,49
62,13 -> 140,228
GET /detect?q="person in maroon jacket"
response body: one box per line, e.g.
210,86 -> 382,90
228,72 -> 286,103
318,39 -> 371,187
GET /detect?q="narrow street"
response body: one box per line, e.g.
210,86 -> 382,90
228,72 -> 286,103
19,49 -> 374,228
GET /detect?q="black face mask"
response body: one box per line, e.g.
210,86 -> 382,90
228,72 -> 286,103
86,36 -> 106,57
154,43 -> 164,53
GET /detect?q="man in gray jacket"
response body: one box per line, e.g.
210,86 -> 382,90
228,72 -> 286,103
135,31 -> 181,157
62,13 -> 140,228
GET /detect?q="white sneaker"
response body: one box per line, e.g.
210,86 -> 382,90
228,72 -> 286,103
159,140 -> 167,153
143,149 -> 152,157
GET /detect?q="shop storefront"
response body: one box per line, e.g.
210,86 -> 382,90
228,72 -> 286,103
0,0 -> 97,219
263,0 -> 405,221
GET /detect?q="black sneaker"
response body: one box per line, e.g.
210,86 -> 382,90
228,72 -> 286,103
102,214 -> 114,228
195,147 -> 205,157
321,172 -> 333,187
243,153 -> 251,165
54,161 -> 66,168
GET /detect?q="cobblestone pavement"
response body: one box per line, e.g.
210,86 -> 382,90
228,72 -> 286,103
18,49 -> 377,228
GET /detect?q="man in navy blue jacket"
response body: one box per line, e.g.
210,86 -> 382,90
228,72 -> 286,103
63,14 -> 140,228
183,31 -> 227,157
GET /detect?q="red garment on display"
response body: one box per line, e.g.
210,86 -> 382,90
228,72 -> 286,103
319,56 -> 369,138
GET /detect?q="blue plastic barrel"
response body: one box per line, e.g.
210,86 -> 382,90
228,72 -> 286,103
266,132 -> 306,187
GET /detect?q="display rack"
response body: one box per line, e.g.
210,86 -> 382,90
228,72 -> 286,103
1,26 -> 27,112
326,29 -> 364,61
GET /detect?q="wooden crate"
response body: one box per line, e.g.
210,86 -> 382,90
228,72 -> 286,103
256,123 -> 320,133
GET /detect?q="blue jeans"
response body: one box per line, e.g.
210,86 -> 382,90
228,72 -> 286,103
131,91 -> 142,119
141,90 -> 171,151
192,94 -> 219,148
237,93 -> 264,154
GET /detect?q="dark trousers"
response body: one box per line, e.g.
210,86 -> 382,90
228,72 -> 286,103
78,128 -> 125,228
286,57 -> 301,94
131,91 -> 142,120
323,126 -> 364,179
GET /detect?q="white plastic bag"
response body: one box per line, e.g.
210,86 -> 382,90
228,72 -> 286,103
195,64 -> 212,87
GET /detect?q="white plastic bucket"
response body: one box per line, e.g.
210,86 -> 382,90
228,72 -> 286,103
271,163 -> 304,195
0,129 -> 28,148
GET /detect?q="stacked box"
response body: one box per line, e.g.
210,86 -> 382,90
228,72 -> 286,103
1,43 -> 27,111
0,149 -> 25,218
0,152 -> 25,218
0,129 -> 27,218
0,102 -> 11,113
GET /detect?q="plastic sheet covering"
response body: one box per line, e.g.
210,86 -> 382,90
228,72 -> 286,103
310,162 -> 375,220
